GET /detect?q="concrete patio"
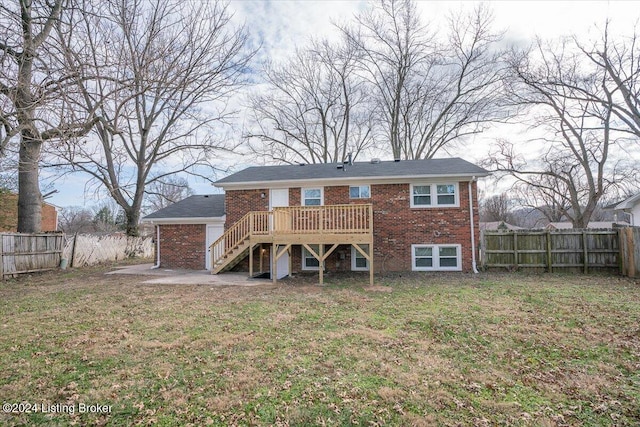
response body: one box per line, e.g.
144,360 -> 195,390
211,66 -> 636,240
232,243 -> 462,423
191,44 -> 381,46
106,263 -> 271,286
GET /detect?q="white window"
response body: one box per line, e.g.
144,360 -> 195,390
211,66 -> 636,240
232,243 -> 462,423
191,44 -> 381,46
410,183 -> 458,207
349,185 -> 370,199
302,188 -> 323,206
412,244 -> 461,271
436,184 -> 456,205
412,185 -> 431,206
351,244 -> 370,271
302,245 -> 320,270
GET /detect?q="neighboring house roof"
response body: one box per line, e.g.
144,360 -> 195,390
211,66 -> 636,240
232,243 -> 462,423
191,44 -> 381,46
215,158 -> 489,188
142,194 -> 225,223
546,221 -> 630,230
480,221 -> 523,231
606,193 -> 640,211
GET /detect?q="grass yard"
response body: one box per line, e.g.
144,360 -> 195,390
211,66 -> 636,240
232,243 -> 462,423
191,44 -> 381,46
0,267 -> 639,426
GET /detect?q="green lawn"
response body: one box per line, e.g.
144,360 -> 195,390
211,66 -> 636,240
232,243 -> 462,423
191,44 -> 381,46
1,268 -> 639,426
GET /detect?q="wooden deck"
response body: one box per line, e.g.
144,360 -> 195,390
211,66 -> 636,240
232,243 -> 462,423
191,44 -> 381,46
210,204 -> 374,284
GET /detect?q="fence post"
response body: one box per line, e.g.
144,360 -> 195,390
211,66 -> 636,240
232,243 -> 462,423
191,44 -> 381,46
70,233 -> 78,268
513,232 -> 519,268
618,228 -> 625,276
546,230 -> 552,273
628,228 -> 636,278
0,234 -> 4,280
582,230 -> 588,274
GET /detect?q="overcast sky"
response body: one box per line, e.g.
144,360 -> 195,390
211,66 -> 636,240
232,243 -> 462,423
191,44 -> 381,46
48,0 -> 640,208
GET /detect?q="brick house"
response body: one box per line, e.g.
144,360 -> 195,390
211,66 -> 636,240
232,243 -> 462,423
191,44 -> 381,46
143,158 -> 488,283
0,192 -> 58,232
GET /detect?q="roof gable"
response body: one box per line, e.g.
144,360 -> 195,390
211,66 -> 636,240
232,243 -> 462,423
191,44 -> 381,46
215,158 -> 488,188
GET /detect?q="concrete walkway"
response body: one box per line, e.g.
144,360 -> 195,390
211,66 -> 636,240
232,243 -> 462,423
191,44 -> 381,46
106,263 -> 271,286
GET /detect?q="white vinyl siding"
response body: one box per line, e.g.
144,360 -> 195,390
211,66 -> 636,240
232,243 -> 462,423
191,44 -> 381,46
412,244 -> 462,271
410,183 -> 459,208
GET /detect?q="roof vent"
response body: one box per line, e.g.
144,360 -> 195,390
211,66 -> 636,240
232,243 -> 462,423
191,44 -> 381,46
337,164 -> 344,170
299,163 -> 305,166
394,158 -> 401,162
370,158 -> 380,164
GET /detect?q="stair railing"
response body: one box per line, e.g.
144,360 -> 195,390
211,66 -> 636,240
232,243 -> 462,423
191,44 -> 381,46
210,211 -> 273,270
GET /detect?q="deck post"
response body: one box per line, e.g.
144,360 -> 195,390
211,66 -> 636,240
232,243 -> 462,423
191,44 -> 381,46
272,243 -> 277,284
369,240 -> 374,286
259,244 -> 263,273
249,241 -> 253,278
319,244 -> 324,285
369,206 -> 374,286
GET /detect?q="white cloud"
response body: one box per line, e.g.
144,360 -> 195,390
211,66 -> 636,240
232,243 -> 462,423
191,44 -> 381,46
230,0 -> 367,65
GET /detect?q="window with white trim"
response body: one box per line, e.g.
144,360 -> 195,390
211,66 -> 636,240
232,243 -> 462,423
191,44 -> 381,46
410,183 -> 458,207
302,188 -> 323,206
349,185 -> 370,199
302,245 -> 320,270
412,244 -> 461,271
351,244 -> 370,271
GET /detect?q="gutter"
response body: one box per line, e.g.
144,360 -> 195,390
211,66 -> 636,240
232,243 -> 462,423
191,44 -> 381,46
468,178 -> 479,274
151,225 -> 161,269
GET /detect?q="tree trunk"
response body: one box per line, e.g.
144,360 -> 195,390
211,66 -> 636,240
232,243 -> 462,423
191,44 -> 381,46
125,208 -> 140,237
17,136 -> 43,233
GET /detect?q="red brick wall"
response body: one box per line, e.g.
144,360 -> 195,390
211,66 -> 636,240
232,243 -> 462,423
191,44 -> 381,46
0,193 -> 58,232
158,224 -> 206,270
224,180 -> 481,273
41,204 -> 58,231
225,189 -> 269,228
368,182 -> 479,272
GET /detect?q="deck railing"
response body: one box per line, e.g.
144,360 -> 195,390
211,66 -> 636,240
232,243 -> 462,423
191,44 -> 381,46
210,204 -> 372,269
273,204 -> 372,235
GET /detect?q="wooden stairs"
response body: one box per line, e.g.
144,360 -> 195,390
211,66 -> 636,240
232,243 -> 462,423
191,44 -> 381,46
211,240 -> 250,274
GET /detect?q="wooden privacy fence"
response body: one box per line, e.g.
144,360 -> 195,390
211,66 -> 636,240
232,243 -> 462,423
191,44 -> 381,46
1,233 -> 64,279
619,227 -> 640,278
481,229 -> 621,273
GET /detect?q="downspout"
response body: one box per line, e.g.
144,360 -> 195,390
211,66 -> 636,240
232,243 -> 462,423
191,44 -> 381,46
151,224 -> 161,269
468,178 -> 479,274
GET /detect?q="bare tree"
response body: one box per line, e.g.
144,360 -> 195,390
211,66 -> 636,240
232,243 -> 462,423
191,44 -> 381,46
0,151 -> 18,191
49,0 -> 253,236
578,22 -> 640,141
511,177 -> 569,226
479,192 -> 513,223
339,0 -> 508,160
487,35 -> 638,228
247,38 -> 376,164
58,206 -> 94,234
0,0 -> 96,232
144,176 -> 193,213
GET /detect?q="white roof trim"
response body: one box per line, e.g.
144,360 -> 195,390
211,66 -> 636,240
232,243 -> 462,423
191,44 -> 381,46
613,193 -> 640,210
140,216 -> 225,225
215,173 -> 487,190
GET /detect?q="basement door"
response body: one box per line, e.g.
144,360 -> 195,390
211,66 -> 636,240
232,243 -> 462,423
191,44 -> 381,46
270,189 -> 289,279
205,224 -> 224,271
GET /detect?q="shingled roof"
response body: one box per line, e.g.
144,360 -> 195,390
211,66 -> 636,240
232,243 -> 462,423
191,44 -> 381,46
143,194 -> 225,220
215,158 -> 488,188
